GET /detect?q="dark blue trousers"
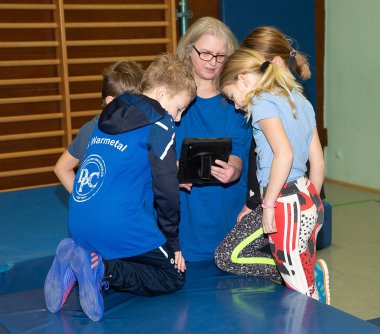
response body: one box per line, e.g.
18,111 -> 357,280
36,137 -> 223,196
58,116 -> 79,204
103,242 -> 185,296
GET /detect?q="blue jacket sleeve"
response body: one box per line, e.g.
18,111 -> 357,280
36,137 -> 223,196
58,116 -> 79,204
148,117 -> 181,252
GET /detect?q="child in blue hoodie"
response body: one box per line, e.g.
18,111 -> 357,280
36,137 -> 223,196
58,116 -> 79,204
54,60 -> 144,193
44,53 -> 197,321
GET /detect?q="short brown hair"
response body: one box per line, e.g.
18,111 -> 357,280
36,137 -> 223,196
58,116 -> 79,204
101,60 -> 144,106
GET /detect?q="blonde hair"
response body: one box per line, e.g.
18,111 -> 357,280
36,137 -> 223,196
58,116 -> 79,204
141,53 -> 197,99
101,60 -> 144,107
242,26 -> 311,80
219,48 -> 304,118
176,16 -> 238,86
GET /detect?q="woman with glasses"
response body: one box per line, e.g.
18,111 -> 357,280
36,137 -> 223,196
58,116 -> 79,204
175,17 -> 252,262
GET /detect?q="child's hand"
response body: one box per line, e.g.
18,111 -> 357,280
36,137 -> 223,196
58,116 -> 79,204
211,159 -> 235,183
262,208 -> 277,233
174,251 -> 186,272
237,204 -> 252,222
179,183 -> 192,191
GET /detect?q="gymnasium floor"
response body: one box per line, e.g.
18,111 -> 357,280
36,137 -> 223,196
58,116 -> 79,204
318,182 -> 380,321
0,181 -> 379,333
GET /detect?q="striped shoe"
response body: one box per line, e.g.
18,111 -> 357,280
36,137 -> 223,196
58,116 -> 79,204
70,245 -> 106,321
44,238 -> 77,313
315,259 -> 331,305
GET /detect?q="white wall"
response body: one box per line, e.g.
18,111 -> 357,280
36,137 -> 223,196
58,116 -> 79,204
325,0 -> 380,190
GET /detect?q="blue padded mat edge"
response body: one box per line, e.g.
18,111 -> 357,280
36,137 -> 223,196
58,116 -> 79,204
1,261 -> 380,334
1,186 -> 380,333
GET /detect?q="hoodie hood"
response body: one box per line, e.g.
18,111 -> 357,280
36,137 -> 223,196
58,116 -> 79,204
99,93 -> 166,135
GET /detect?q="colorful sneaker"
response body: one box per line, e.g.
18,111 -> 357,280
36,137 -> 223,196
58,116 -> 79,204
315,259 -> 331,305
70,245 -> 106,321
44,238 -> 77,313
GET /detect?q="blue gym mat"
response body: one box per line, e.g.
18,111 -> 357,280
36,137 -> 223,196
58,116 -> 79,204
1,186 -> 379,333
0,185 -> 69,273
1,261 -> 380,334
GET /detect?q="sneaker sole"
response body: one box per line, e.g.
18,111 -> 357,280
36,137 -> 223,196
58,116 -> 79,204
317,259 -> 331,305
44,238 -> 76,313
71,247 -> 104,321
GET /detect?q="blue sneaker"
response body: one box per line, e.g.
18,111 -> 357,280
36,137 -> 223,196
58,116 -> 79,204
315,259 -> 330,305
44,238 -> 77,313
70,245 -> 106,321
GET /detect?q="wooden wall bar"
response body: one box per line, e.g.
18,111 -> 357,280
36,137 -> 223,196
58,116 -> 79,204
0,0 -> 177,191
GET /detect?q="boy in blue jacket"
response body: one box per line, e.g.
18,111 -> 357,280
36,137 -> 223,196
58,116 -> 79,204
44,53 -> 197,321
54,60 -> 144,193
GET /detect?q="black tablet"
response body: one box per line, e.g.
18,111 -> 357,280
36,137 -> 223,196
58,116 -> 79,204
178,137 -> 232,184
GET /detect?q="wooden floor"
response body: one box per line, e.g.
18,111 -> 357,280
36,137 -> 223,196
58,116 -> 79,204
318,182 -> 380,320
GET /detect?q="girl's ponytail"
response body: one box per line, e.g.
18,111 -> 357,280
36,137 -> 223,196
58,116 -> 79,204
242,26 -> 311,81
292,51 -> 311,80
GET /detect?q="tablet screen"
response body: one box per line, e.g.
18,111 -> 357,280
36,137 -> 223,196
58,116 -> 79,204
177,137 -> 232,184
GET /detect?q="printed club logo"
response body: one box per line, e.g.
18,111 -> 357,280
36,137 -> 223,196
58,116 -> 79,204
73,154 -> 106,202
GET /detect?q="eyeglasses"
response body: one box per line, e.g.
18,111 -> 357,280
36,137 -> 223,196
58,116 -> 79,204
192,45 -> 226,64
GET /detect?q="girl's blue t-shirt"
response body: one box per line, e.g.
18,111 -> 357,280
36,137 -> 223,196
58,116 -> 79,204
250,91 -> 316,187
175,94 -> 252,261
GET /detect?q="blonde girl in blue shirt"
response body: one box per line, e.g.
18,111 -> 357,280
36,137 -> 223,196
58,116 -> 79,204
219,46 -> 327,301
